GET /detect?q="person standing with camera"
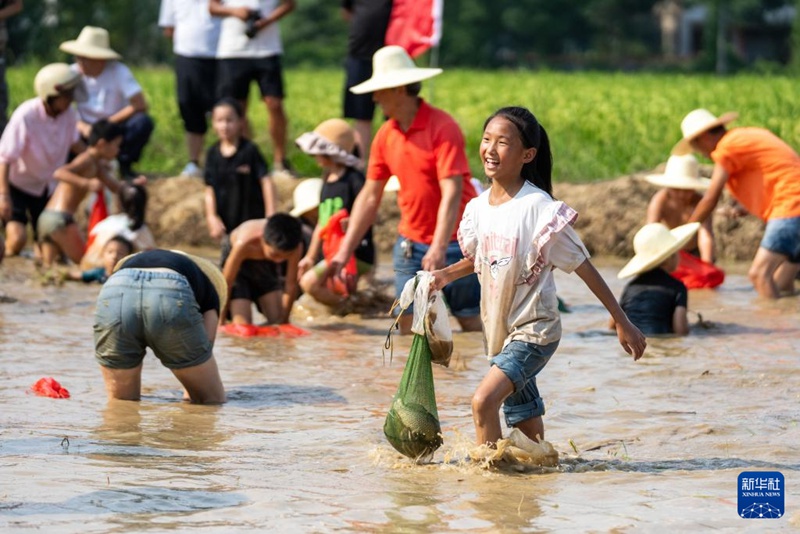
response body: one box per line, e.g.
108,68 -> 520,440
210,0 -> 296,178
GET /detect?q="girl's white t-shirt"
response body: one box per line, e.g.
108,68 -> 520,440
458,181 -> 590,357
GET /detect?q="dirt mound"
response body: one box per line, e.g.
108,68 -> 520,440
145,174 -> 763,261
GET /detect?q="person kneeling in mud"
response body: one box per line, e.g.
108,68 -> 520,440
93,249 -> 227,404
220,213 -> 303,325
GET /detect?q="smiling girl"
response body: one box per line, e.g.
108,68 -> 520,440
431,106 -> 646,447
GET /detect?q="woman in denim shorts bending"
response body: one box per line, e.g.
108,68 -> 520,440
93,249 -> 228,404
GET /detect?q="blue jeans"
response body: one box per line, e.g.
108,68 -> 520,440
94,269 -> 212,370
119,112 -> 155,167
761,216 -> 800,263
392,236 -> 480,317
491,340 -> 559,426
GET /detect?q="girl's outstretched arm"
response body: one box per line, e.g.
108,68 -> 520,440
574,259 -> 647,360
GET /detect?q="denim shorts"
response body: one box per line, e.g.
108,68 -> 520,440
761,216 -> 800,263
392,236 -> 480,317
93,269 -> 213,370
491,340 -> 560,427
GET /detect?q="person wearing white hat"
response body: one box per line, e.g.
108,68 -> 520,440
60,26 -> 155,179
614,222 -> 700,336
323,45 -> 481,335
645,153 -> 715,263
94,249 -> 228,404
0,63 -> 86,258
295,119 -> 375,306
675,108 -> 800,299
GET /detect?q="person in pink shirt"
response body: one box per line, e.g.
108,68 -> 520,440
0,63 -> 86,258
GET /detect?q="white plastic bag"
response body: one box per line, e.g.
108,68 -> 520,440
397,272 -> 453,367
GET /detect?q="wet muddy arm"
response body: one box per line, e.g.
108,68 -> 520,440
689,165 -> 728,224
574,259 -> 646,360
431,258 -> 473,291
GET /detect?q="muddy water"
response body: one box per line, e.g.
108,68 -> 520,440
1,255 -> 799,532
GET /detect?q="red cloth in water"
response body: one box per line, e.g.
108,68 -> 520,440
219,323 -> 310,338
31,377 -> 71,398
671,250 -> 725,289
320,208 -> 357,295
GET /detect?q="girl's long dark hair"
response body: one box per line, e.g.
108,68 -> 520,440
483,106 -> 553,195
119,184 -> 147,231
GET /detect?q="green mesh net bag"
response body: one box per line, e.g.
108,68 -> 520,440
383,273 -> 447,461
383,333 -> 443,461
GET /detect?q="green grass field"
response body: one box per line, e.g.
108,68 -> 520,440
8,64 -> 800,182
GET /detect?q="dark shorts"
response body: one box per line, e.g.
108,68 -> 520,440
217,56 -> 284,101
175,55 -> 217,134
343,55 -> 376,121
9,183 -> 49,240
220,238 -> 283,302
761,216 -> 800,263
392,236 -> 480,317
491,340 -> 559,426
36,209 -> 76,242
93,269 -> 213,370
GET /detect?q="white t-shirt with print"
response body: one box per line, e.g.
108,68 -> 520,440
73,61 -> 143,124
458,181 -> 590,357
158,0 -> 221,58
216,0 -> 283,58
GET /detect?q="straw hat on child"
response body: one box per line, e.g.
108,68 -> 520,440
289,178 -> 323,218
644,154 -> 710,191
295,119 -> 361,168
618,222 -> 701,279
350,45 -> 442,94
114,251 -> 228,310
60,26 -> 122,60
672,109 -> 737,156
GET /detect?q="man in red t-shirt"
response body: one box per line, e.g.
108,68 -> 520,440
323,45 -> 481,334
675,109 -> 800,298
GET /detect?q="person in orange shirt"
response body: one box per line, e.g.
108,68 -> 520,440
675,109 -> 800,298
322,45 -> 482,334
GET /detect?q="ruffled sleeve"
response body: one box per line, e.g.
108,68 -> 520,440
520,200 -> 584,285
457,198 -> 479,268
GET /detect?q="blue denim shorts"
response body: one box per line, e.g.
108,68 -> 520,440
392,236 -> 480,317
93,269 -> 213,370
491,340 -> 559,426
761,216 -> 800,263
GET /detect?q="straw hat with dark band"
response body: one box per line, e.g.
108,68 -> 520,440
618,222 -> 700,279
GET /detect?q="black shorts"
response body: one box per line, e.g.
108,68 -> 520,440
343,55 -> 376,121
175,55 -> 217,134
217,56 -> 284,102
220,238 -> 283,302
9,183 -> 49,240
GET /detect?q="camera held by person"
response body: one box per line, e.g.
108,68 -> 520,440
245,10 -> 262,39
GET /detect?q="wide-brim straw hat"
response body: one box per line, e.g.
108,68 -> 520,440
114,251 -> 228,310
618,222 -> 700,279
350,45 -> 442,94
34,63 -> 88,103
295,118 -> 361,168
60,26 -> 122,60
290,178 -> 323,217
644,153 -> 710,191
672,109 -> 737,156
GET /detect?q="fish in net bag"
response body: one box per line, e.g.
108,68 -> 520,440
383,272 -> 453,460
